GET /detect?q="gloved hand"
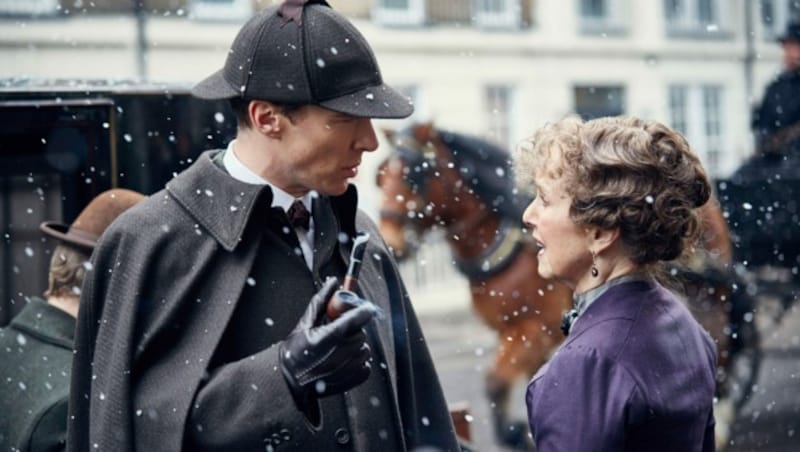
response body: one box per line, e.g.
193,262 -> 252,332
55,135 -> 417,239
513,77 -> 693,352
279,277 -> 378,424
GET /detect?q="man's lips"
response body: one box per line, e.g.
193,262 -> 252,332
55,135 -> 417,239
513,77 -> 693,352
344,162 -> 360,176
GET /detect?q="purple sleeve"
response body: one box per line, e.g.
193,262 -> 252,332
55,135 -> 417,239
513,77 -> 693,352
526,346 -> 638,452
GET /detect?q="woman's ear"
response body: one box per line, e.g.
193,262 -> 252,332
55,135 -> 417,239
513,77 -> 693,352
587,226 -> 620,255
249,100 -> 282,137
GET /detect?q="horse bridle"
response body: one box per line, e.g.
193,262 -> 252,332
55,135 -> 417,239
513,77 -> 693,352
378,128 -> 527,277
378,132 -> 438,227
379,131 -> 494,236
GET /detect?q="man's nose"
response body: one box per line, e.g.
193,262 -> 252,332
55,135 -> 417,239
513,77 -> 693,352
356,119 -> 379,152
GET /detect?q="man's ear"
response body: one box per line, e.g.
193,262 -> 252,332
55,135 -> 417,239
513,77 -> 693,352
249,100 -> 282,137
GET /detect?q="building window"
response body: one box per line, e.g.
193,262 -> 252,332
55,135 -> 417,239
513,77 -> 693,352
190,0 -> 251,21
702,85 -> 723,173
664,0 -> 723,36
573,85 -> 626,120
761,0 -> 800,41
668,83 -> 726,176
0,0 -> 59,16
669,85 -> 688,134
473,0 -> 522,29
578,0 -> 627,35
373,0 -> 427,26
484,85 -> 514,148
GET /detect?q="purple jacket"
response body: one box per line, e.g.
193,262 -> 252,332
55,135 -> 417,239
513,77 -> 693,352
526,280 -> 717,451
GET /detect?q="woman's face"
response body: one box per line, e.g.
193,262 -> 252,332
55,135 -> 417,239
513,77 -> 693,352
522,167 -> 594,291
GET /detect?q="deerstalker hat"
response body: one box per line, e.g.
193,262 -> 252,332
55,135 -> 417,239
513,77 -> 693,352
40,188 -> 145,251
192,0 -> 413,119
778,21 -> 800,43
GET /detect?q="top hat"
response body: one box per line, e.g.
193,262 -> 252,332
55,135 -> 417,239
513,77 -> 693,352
40,188 -> 145,251
778,22 -> 800,43
192,0 -> 413,119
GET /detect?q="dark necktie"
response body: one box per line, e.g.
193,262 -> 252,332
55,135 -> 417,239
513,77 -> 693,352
287,200 -> 311,230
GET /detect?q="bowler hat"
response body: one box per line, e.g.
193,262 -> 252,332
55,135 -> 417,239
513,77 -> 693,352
40,188 -> 145,251
192,0 -> 413,119
778,21 -> 800,43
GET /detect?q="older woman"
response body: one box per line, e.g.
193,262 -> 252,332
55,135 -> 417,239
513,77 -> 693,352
515,116 -> 717,451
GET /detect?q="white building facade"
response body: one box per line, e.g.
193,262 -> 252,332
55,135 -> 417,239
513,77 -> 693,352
1,0 -> 796,177
1,0 -> 797,304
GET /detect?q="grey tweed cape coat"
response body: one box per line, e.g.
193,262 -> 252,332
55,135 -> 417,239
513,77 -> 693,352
66,150 -> 458,451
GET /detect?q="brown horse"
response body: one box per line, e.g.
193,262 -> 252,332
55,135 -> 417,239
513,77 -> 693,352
375,122 -> 748,448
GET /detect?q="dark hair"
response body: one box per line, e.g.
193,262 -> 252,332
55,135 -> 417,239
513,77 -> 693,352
515,116 -> 711,267
229,98 -> 307,129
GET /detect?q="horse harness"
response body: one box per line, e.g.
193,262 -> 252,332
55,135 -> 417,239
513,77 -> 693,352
382,130 -> 528,279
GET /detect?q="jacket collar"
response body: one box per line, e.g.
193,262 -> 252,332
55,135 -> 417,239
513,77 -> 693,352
10,296 -> 75,348
167,150 -> 360,252
167,150 -> 273,252
564,279 -> 655,343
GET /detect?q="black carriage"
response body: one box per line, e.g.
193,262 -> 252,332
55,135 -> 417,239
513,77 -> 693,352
0,79 -> 235,325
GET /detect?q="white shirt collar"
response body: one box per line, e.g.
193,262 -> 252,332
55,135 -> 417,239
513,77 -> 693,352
222,140 -> 315,213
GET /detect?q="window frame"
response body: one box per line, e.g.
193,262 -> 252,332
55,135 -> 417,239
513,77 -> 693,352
472,0 -> 522,30
667,82 -> 727,177
0,0 -> 59,16
372,0 -> 427,27
189,0 -> 252,22
578,0 -> 628,36
484,83 -> 515,149
664,0 -> 729,38
573,84 -> 627,120
761,0 -> 800,41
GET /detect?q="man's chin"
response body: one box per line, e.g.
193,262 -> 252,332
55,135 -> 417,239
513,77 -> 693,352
318,183 -> 350,197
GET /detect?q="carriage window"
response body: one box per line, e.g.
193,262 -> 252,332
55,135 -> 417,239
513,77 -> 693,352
484,84 -> 514,149
0,100 -> 114,324
668,83 -> 726,176
573,85 -> 625,120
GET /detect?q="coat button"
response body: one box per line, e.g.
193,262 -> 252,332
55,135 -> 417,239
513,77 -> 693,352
334,428 -> 350,445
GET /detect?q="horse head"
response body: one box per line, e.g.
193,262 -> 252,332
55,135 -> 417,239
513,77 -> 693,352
376,122 -> 531,263
375,122 -> 455,260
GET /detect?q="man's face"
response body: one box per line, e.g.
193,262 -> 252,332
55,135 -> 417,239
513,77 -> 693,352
783,40 -> 800,72
271,105 -> 379,197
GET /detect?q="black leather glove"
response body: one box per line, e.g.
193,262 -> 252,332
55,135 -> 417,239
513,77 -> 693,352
279,277 -> 377,426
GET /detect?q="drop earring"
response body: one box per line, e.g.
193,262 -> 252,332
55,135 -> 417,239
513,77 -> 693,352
591,252 -> 599,278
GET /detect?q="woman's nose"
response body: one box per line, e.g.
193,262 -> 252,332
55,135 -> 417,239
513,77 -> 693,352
522,202 -> 537,229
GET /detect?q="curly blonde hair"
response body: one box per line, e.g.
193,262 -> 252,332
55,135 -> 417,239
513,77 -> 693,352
514,116 -> 711,266
45,244 -> 90,299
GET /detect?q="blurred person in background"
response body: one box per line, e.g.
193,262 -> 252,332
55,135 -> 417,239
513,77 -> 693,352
0,188 -> 143,452
751,21 -> 800,159
514,116 -> 717,451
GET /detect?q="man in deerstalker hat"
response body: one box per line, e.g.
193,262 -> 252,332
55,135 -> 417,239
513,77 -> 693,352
67,1 -> 459,451
0,188 -> 143,452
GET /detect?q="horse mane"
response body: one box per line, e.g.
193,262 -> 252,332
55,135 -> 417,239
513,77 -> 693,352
438,130 -> 532,223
